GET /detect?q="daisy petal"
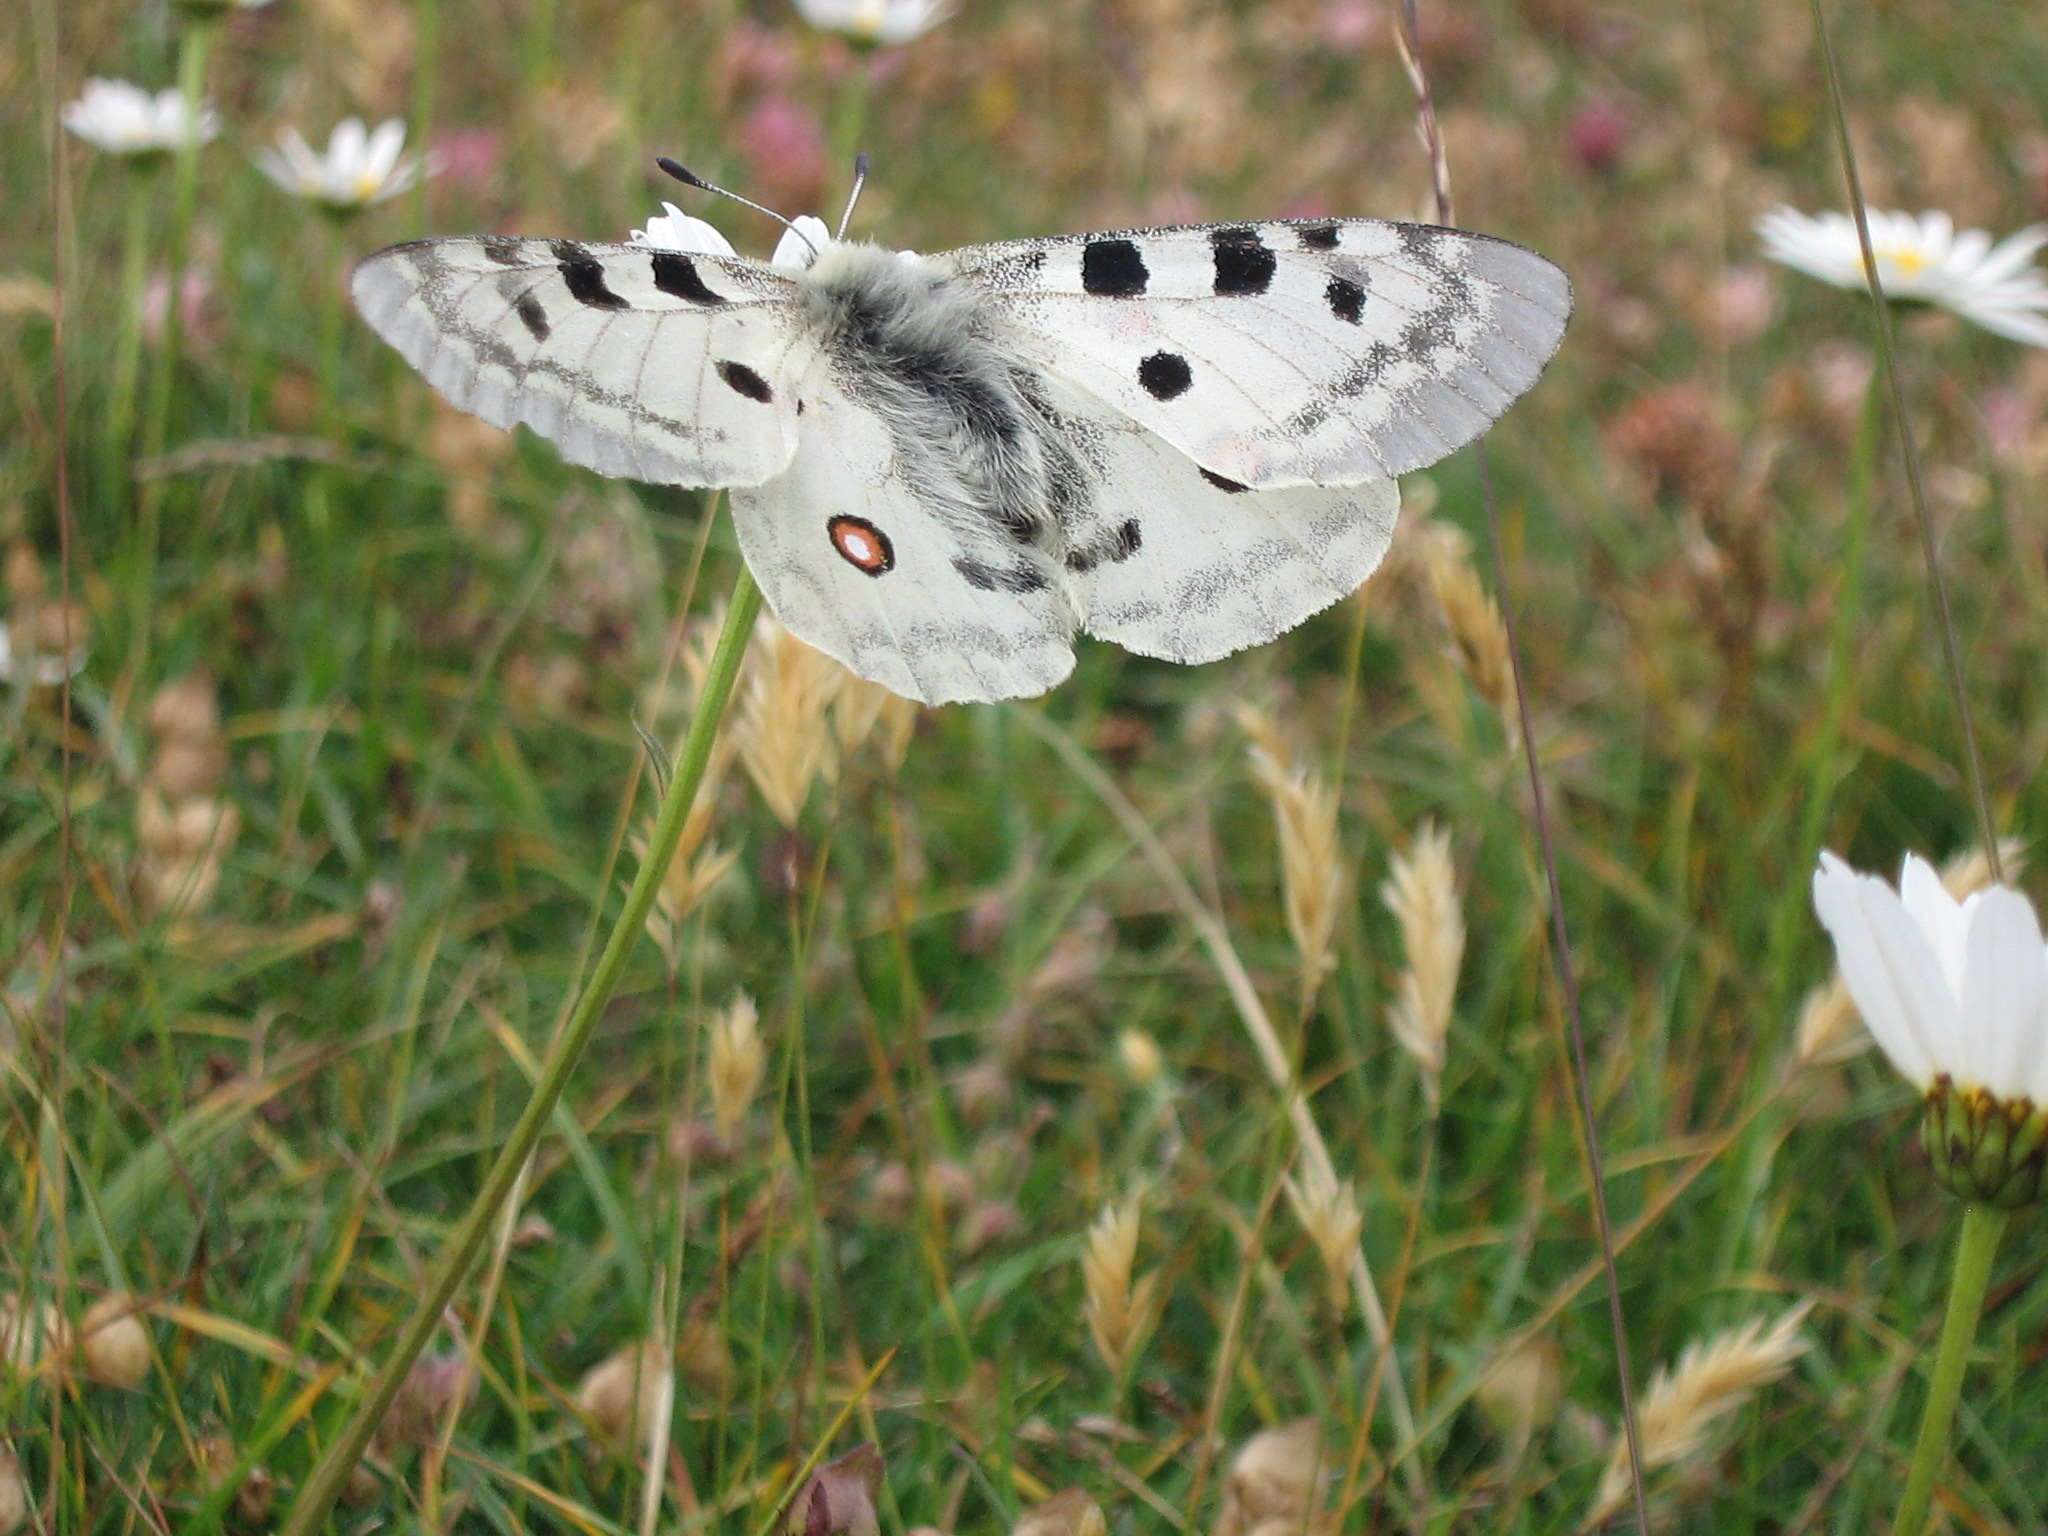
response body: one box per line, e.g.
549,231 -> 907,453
1958,886 -> 2048,1101
1814,854 -> 1936,1086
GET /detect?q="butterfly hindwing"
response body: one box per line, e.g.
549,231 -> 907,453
731,363 -> 1077,707
939,219 -> 1570,489
352,237 -> 816,487
1032,379 -> 1399,664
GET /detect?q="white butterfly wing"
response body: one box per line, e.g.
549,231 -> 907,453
352,237 -> 817,487
732,364 -> 1077,707
938,220 -> 1570,489
1035,380 -> 1398,663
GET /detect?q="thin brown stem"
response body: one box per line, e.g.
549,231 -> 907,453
1387,0 -> 1649,1526
1808,0 -> 2002,884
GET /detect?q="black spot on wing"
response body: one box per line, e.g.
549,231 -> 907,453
716,360 -> 774,402
1138,351 -> 1193,401
954,558 -> 1049,594
1064,518 -> 1143,574
514,292 -> 550,341
1326,275 -> 1367,325
1081,239 -> 1148,297
1211,227 -> 1276,296
650,252 -> 725,305
482,238 -> 525,266
1296,224 -> 1341,250
1200,468 -> 1249,494
553,243 -> 629,310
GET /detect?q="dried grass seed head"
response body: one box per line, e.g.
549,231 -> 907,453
1382,821 -> 1464,1107
787,1443 -> 885,1536
0,1298 -> 68,1377
1012,1488 -> 1108,1536
0,1443 -> 22,1536
1237,707 -> 1344,994
1588,1301 -> 1814,1522
575,1338 -> 672,1448
1421,538 -> 1518,751
708,991 -> 765,1140
1216,1418 -> 1329,1536
1281,1166 -> 1363,1312
1474,1335 -> 1564,1451
79,1292 -> 153,1390
378,1350 -> 474,1449
1081,1197 -> 1160,1379
735,612 -> 843,828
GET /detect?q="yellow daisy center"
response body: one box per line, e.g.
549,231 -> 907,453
1874,245 -> 1928,279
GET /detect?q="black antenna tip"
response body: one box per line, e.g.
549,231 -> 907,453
656,157 -> 708,189
854,152 -> 871,177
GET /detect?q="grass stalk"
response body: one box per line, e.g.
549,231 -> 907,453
278,564 -> 762,1536
1023,711 -> 1431,1517
101,164 -> 156,507
128,15 -> 214,681
1890,1203 -> 2007,1536
1808,0 -> 2002,883
1391,0 -> 1648,1522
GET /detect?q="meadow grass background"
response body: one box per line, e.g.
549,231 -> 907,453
5,0 -> 2048,1530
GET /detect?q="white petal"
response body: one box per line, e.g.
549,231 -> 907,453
1814,854 -> 1936,1086
254,145 -> 302,193
1956,304 -> 2048,349
1957,886 -> 2048,1100
630,205 -> 737,254
1918,209 -> 1955,258
364,119 -> 408,184
772,215 -> 832,269
1946,228 -> 1991,275
1899,854 -> 1969,1005
1973,226 -> 2048,285
330,118 -> 369,167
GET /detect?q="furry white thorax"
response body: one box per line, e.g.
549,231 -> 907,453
794,241 -> 1076,602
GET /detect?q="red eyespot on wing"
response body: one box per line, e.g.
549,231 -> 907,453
828,515 -> 894,575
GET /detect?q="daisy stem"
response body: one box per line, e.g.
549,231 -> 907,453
128,17 -> 213,680
1890,1202 -> 2008,1536
829,57 -> 873,179
102,164 -> 156,511
1810,0 -> 2003,885
317,214 -> 348,429
277,565 -> 762,1536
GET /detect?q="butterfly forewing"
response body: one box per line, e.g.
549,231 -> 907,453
352,237 -> 817,488
939,220 -> 1570,489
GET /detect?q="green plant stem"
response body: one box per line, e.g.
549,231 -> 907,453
129,17 -> 213,678
102,164 -> 157,507
1891,1202 -> 2008,1536
828,55 -> 873,181
279,565 -> 762,1536
1809,0 -> 2002,884
316,214 -> 350,429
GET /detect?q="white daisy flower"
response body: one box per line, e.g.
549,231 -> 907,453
62,79 -> 220,157
629,207 -> 830,271
629,203 -> 737,256
1758,206 -> 2048,348
1812,851 -> 2048,1207
255,118 -> 424,210
770,215 -> 832,270
793,0 -> 951,46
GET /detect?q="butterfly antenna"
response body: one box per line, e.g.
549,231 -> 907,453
835,153 -> 870,242
656,156 -> 820,261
